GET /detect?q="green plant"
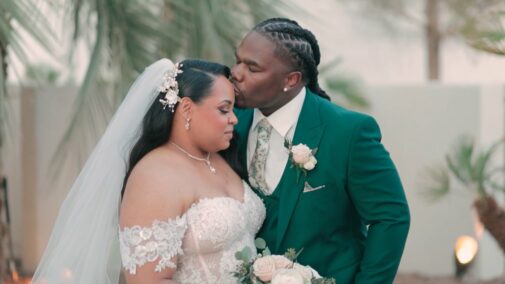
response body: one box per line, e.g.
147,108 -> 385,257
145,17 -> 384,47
426,136 -> 505,254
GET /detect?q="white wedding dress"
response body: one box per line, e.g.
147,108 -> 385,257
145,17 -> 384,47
119,181 -> 265,283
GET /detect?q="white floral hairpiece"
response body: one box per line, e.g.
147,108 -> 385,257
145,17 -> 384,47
158,62 -> 183,112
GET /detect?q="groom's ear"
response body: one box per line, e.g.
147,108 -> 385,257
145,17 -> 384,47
284,71 -> 303,89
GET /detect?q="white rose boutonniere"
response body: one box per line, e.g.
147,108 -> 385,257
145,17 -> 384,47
284,139 -> 317,182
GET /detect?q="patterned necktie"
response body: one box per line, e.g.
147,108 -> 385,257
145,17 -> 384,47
249,118 -> 273,195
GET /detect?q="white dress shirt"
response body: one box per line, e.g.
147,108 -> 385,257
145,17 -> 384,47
247,87 -> 306,195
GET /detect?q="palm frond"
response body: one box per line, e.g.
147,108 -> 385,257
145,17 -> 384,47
0,56 -> 7,148
474,138 -> 504,195
324,77 -> 368,109
51,0 -> 177,174
487,180 -> 505,193
424,135 -> 505,201
423,164 -> 451,202
0,0 -> 55,147
0,0 -> 55,56
51,0 -> 305,179
445,137 -> 475,185
459,4 -> 505,56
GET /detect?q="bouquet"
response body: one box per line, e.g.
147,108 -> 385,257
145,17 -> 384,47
234,239 -> 335,284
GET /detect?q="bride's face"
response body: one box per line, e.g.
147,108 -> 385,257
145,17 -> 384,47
190,76 -> 237,152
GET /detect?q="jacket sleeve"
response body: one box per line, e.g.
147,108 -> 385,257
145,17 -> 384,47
347,115 -> 410,284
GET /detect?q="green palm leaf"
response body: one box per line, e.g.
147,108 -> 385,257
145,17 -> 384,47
325,77 -> 368,109
426,136 -> 504,201
423,165 -> 451,202
0,0 -> 55,147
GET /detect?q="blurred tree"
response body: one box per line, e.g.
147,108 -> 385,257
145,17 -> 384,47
450,5 -> 505,260
459,7 -> 505,56
0,0 -> 54,278
426,137 -> 505,255
338,0 -> 505,81
51,0 -> 297,173
24,63 -> 61,85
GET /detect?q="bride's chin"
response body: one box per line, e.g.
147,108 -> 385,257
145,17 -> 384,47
218,141 -> 231,151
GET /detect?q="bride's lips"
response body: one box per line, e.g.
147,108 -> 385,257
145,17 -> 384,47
224,130 -> 234,138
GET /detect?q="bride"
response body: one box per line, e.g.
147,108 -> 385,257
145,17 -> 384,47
32,58 -> 266,283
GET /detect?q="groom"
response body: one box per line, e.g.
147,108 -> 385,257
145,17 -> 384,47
232,18 -> 410,283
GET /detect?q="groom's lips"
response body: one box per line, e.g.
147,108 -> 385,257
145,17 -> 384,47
233,84 -> 242,97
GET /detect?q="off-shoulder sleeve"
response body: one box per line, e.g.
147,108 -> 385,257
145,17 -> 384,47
119,214 -> 188,274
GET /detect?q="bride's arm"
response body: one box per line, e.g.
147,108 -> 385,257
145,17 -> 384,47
119,157 -> 190,284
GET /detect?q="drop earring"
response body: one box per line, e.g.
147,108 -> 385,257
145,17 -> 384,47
185,118 -> 191,130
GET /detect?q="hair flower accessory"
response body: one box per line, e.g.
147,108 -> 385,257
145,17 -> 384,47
158,62 -> 183,112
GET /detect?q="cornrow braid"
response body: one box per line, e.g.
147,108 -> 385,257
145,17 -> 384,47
253,18 -> 331,101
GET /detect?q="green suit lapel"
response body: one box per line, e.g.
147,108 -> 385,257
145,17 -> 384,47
234,108 -> 254,174
275,91 -> 326,251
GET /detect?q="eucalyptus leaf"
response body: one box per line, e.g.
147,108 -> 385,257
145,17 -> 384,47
254,238 -> 267,250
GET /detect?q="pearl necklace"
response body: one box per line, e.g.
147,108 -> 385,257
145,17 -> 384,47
170,142 -> 216,174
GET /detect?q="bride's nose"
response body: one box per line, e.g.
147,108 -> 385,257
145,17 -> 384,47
228,112 -> 238,125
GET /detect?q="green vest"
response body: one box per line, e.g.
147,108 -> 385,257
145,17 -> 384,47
255,184 -> 282,251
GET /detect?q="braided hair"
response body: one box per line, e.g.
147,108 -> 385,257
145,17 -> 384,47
253,18 -> 331,101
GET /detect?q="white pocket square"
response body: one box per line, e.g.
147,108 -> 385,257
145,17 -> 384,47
303,182 -> 326,193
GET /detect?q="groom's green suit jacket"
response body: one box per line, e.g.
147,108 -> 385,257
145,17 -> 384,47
234,90 -> 410,284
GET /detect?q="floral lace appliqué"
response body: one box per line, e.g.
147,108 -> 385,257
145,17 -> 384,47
119,215 -> 187,274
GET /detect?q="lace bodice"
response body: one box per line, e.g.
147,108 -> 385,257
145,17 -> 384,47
119,181 -> 265,283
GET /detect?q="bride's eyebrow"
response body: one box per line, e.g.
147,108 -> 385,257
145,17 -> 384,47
219,99 -> 233,105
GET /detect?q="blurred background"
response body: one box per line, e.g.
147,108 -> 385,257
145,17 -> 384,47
1,0 -> 505,283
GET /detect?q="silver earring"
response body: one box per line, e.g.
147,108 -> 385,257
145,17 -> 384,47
185,118 -> 191,130
283,87 -> 288,92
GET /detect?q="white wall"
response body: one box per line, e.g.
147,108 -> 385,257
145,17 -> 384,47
3,87 -> 22,264
4,86 -> 78,273
362,84 -> 505,279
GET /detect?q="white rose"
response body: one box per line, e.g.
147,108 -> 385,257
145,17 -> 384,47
307,265 -> 322,279
303,161 -> 315,170
271,255 -> 293,269
271,268 -> 305,284
291,144 -> 311,164
303,156 -> 317,170
292,263 -> 313,282
253,256 -> 277,282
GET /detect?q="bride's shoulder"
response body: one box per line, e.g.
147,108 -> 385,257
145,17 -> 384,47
130,147 -> 190,183
120,148 -> 193,227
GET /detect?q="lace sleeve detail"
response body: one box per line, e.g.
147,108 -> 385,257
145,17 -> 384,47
119,215 -> 187,274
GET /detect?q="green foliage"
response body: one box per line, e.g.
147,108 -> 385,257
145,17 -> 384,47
325,76 -> 369,109
460,8 -> 505,56
235,246 -> 254,263
0,0 -> 55,147
311,278 -> 336,284
51,0 -> 292,175
254,238 -> 267,250
319,57 -> 369,110
24,63 -> 61,85
426,136 -> 505,201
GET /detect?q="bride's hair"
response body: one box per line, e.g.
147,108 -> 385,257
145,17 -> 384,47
121,59 -> 244,197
